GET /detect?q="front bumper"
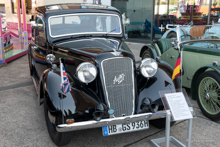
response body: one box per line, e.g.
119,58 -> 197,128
56,111 -> 167,133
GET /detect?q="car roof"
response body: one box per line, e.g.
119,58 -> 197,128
35,3 -> 120,15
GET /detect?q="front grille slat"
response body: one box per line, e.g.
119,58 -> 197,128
101,57 -> 135,117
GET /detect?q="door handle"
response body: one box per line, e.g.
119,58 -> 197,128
170,56 -> 174,59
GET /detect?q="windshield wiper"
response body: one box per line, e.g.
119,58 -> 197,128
103,28 -> 118,36
53,34 -> 93,44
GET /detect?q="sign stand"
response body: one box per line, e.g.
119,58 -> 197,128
151,89 -> 194,147
150,110 -> 193,147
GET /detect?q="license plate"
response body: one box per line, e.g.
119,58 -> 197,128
102,120 -> 149,136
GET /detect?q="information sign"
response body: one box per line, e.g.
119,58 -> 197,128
164,92 -> 193,121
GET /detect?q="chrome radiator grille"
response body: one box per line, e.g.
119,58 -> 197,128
101,57 -> 135,117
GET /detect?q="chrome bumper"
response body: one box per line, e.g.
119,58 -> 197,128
56,111 -> 167,133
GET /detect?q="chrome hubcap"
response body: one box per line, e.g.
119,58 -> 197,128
205,93 -> 210,100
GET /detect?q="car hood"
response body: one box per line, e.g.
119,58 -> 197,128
56,38 -> 120,54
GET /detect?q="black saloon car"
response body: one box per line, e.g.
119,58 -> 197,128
28,3 -> 180,146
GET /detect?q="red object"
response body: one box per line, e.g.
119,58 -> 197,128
172,54 -> 181,80
6,22 -> 31,40
176,20 -> 206,25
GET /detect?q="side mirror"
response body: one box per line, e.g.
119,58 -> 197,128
46,54 -> 55,65
125,18 -> 130,26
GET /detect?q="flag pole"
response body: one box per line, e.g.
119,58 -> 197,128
176,25 -> 183,91
59,58 -> 64,124
176,25 -> 181,52
180,47 -> 183,91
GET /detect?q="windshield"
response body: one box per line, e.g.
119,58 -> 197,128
48,13 -> 122,38
177,25 -> 220,43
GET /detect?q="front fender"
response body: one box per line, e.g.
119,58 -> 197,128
41,70 -> 99,120
44,71 -> 76,116
191,65 -> 220,100
140,44 -> 158,59
137,63 -> 180,113
161,29 -> 176,38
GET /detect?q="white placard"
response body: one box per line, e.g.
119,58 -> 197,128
165,92 -> 193,121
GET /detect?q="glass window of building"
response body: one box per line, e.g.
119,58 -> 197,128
154,0 -> 220,39
113,0 -> 220,41
11,0 -> 33,14
112,0 -> 154,41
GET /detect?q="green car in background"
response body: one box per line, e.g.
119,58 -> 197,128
140,25 -> 220,121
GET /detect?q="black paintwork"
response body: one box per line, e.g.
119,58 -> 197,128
28,4 -> 179,125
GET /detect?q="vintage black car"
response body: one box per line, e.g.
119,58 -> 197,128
28,3 -> 180,146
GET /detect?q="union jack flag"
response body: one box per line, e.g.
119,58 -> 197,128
60,59 -> 71,94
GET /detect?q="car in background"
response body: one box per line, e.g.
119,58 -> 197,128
140,25 -> 220,121
161,21 -> 194,39
28,3 -> 180,146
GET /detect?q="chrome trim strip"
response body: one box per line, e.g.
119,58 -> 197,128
56,111 -> 167,132
57,38 -> 119,47
101,57 -> 135,115
48,13 -> 122,38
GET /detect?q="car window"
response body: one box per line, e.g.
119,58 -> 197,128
48,13 -> 122,38
36,17 -> 45,46
65,16 -> 81,24
50,17 -> 62,25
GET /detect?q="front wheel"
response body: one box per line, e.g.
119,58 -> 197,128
196,71 -> 220,121
167,32 -> 177,38
142,49 -> 153,59
44,97 -> 73,146
28,51 -> 35,76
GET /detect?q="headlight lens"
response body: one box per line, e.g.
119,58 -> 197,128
140,58 -> 158,78
76,62 -> 97,83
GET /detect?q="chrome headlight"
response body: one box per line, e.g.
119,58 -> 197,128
76,62 -> 97,83
140,58 -> 158,78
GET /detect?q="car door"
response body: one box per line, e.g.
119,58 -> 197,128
32,16 -> 48,78
160,47 -> 179,68
182,42 -> 220,87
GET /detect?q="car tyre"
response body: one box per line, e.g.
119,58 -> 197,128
196,71 -> 220,121
44,97 -> 73,146
142,49 -> 153,59
167,32 -> 177,38
28,51 -> 35,76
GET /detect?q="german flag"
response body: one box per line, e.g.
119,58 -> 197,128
172,54 -> 181,80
